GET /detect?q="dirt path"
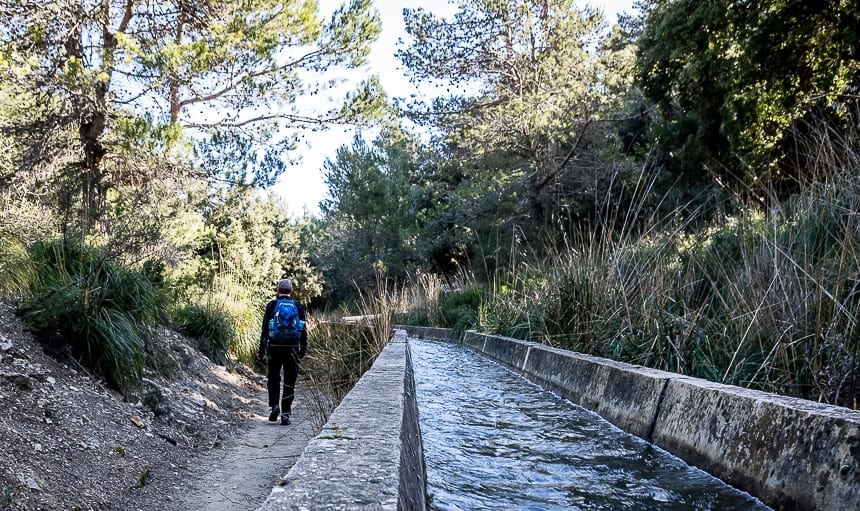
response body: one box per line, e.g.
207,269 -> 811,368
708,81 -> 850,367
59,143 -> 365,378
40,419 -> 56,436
112,383 -> 319,511
172,386 -> 317,511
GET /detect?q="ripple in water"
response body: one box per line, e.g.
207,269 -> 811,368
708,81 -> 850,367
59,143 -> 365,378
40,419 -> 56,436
409,339 -> 772,511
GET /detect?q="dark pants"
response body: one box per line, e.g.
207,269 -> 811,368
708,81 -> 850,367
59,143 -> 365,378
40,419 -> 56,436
267,347 -> 300,415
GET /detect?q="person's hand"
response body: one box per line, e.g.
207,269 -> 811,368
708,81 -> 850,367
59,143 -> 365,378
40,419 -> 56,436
255,352 -> 265,368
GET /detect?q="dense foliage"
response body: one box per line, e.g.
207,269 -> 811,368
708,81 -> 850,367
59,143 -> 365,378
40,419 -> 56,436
636,0 -> 858,191
0,0 -> 377,390
1,0 -> 858,407
18,241 -> 159,395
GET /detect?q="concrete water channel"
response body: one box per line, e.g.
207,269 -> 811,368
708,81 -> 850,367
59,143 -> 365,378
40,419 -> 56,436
258,328 -> 860,511
410,338 -> 768,510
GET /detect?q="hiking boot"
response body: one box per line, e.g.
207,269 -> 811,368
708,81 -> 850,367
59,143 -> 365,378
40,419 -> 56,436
268,406 -> 280,422
280,414 -> 290,426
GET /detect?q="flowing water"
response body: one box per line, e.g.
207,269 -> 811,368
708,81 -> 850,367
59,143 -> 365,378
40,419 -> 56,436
409,339 -> 771,511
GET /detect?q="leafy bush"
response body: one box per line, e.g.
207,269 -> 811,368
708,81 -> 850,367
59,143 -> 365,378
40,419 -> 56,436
19,240 -> 160,395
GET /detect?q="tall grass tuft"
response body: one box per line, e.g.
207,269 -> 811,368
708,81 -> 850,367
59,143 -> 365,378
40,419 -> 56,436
19,240 -> 160,395
395,272 -> 445,327
173,302 -> 234,365
0,236 -> 35,298
404,155 -> 860,408
212,276 -> 263,365
172,274 -> 263,366
301,273 -> 408,426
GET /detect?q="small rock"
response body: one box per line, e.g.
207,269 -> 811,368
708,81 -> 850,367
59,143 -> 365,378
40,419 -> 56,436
34,443 -> 42,452
0,341 -> 11,351
130,416 -> 145,429
25,477 -> 41,491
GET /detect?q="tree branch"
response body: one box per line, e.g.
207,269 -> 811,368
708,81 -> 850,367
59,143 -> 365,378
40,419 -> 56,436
177,49 -> 326,109
182,111 -> 353,129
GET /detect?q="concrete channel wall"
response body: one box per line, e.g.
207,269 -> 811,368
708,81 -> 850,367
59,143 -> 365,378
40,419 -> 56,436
400,325 -> 860,511
257,330 -> 426,511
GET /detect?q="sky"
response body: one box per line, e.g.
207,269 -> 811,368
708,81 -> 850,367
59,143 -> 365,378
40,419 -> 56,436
274,0 -> 635,218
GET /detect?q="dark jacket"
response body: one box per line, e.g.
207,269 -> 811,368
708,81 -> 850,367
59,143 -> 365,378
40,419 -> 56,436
259,295 -> 307,358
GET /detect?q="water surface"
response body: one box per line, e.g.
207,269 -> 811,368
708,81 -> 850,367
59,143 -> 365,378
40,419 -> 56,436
409,339 -> 771,511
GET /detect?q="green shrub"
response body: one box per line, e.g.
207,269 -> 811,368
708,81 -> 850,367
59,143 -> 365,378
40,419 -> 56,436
213,280 -> 263,366
172,274 -> 265,366
439,287 -> 484,332
173,303 -> 234,365
228,306 -> 262,366
19,240 -> 159,395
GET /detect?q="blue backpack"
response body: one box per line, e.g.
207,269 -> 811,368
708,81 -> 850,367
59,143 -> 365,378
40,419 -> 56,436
268,298 -> 304,347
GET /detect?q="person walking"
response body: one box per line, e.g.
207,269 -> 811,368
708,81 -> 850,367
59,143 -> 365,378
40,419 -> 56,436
257,278 -> 307,425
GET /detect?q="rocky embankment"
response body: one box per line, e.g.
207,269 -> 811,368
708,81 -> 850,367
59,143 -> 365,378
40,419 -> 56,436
0,301 -> 267,510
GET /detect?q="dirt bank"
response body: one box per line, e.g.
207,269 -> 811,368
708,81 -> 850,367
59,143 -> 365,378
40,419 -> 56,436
0,301 -> 321,511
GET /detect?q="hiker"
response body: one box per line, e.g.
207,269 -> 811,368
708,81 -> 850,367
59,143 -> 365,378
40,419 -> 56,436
257,278 -> 307,425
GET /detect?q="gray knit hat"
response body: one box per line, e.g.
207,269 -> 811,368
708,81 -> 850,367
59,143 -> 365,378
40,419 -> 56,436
277,278 -> 293,293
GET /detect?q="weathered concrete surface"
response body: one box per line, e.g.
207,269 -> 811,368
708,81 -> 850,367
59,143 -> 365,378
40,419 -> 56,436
394,325 -> 460,343
402,326 -> 860,511
257,331 -> 426,511
398,337 -> 427,510
653,376 -> 860,511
